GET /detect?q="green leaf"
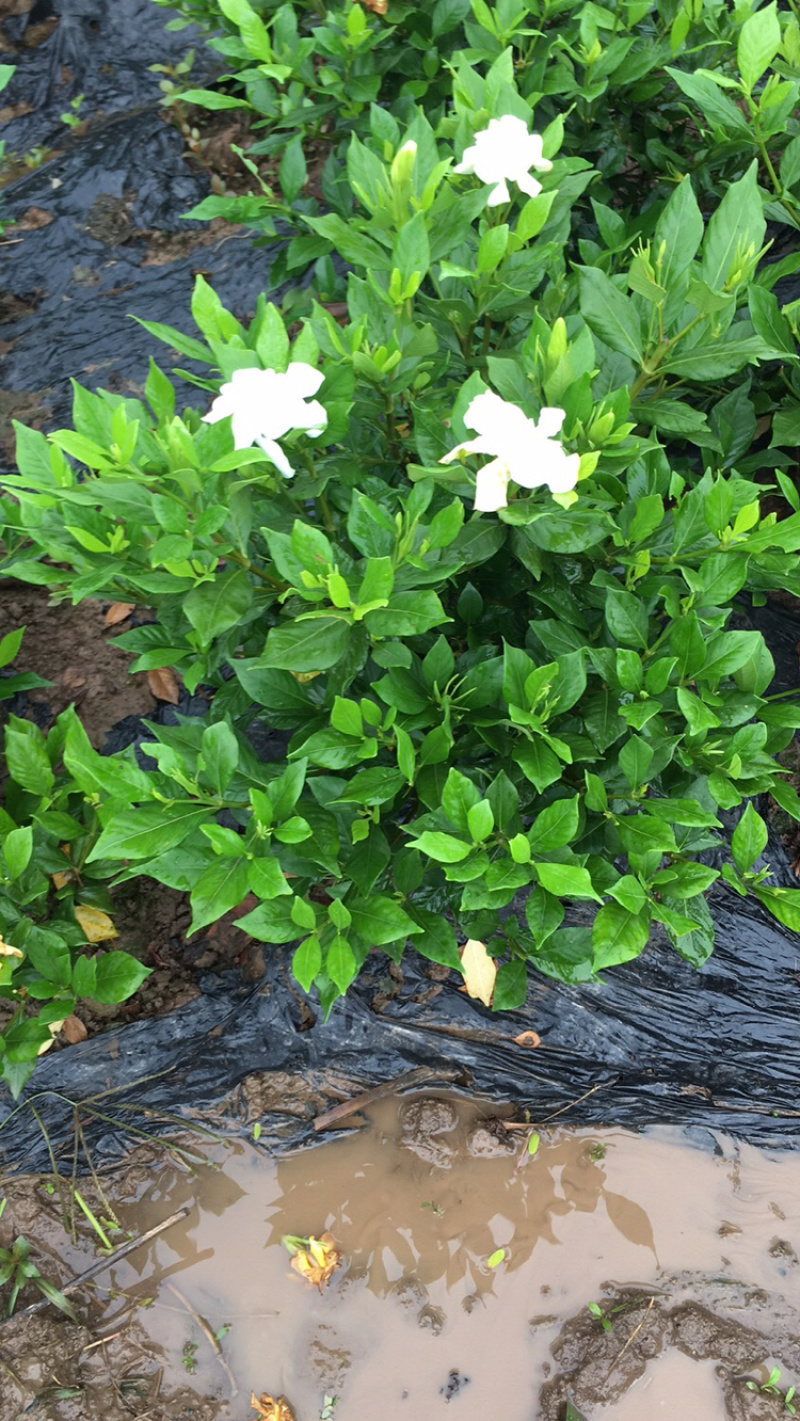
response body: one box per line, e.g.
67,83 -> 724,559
731,802 -> 768,873
349,896 -> 421,946
566,1403 -> 589,1421
738,1 -> 781,90
219,0 -> 272,59
411,831 -> 473,863
176,87 -> 248,110
700,162 -> 765,293
3,825 -> 33,880
201,720 -> 239,795
184,570 -> 253,648
528,797 -> 580,853
393,212 -> 431,295
236,896 -> 299,943
364,592 -> 448,638
666,67 -> 751,138
89,804 -> 212,860
608,875 -> 647,915
441,768 -> 481,832
0,626 -> 24,670
592,902 -> 649,970
514,740 -> 563,792
467,799 -> 494,842
262,618 -> 352,671
280,135 -> 307,203
492,960 -> 527,1010
577,267 -> 643,361
345,828 -> 391,894
618,737 -> 654,790
293,936 -> 322,992
27,932 -> 71,988
91,951 -> 151,1004
753,885 -> 800,932
5,717 -> 54,797
190,857 -> 251,935
617,814 -> 677,860
410,907 -> 462,971
533,863 -> 602,901
604,590 -> 648,649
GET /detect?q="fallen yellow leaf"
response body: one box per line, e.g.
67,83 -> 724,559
74,906 -> 118,943
250,1393 -> 297,1421
460,938 -> 497,1007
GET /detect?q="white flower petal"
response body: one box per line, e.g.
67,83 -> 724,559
256,436 -> 294,478
486,179 -> 510,207
517,172 -> 543,200
283,362 -> 326,399
201,361 -> 328,462
474,460 -> 511,512
537,406 -> 567,439
453,114 -> 552,208
290,397 -> 328,434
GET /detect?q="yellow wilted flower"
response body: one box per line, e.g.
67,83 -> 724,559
282,1232 -> 341,1291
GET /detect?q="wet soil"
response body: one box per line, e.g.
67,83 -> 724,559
0,582 -> 155,745
2,1098 -> 800,1420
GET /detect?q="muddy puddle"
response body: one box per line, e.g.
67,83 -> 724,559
3,1095 -> 800,1420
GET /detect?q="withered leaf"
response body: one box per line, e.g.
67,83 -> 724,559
147,667 -> 180,703
356,0 -> 388,11
104,602 -> 135,625
513,1030 -> 542,1049
284,1231 -> 341,1291
63,1014 -> 88,1044
74,905 -> 118,943
460,938 -> 496,1007
250,1393 -> 297,1421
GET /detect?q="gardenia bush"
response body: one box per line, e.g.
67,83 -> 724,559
3,0 -> 800,1073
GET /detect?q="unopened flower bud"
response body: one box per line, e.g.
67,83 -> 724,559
546,317 -> 568,363
391,140 -> 417,187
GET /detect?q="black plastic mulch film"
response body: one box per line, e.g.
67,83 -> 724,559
1,1 -> 800,1171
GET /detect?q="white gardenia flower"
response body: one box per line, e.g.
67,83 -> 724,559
454,115 -> 553,208
441,389 -> 580,512
203,363 -> 327,479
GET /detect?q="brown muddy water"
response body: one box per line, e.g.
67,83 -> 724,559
3,1094 -> 800,1421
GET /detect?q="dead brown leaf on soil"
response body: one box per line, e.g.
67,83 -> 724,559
104,601 -> 135,625
250,1394 -> 297,1421
147,666 -> 180,704
62,1014 -> 88,1043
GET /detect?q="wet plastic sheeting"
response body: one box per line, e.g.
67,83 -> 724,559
1,871 -> 799,1175
0,0 -> 274,459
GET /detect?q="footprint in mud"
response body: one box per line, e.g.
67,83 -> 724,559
390,1274 -> 446,1333
398,1099 -> 516,1166
309,1326 -> 351,1393
399,1098 -> 458,1167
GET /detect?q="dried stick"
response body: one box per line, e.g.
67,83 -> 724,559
8,1206 -> 191,1322
313,1065 -> 460,1132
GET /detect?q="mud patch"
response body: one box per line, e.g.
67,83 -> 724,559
0,583 -> 155,744
2,1101 -> 800,1420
